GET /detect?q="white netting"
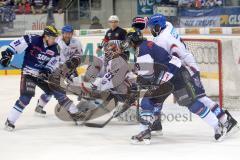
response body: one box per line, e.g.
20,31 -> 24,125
183,39 -> 240,110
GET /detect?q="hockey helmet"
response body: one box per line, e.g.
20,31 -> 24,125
43,25 -> 60,37
147,14 -> 166,37
62,25 -> 74,33
132,16 -> 146,30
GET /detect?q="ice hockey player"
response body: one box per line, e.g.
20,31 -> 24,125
126,30 -> 237,144
146,13 -> 238,141
69,39 -> 138,122
0,25 -> 82,131
35,25 -> 83,116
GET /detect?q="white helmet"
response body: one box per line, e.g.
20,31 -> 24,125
108,15 -> 119,22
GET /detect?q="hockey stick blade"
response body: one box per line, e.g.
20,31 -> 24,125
84,116 -> 113,128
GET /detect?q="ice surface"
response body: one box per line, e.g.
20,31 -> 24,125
0,76 -> 239,160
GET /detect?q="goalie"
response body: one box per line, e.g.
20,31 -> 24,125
55,39 -> 138,123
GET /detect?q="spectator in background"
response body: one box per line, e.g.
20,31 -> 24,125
96,15 -> 127,53
89,16 -> 104,29
204,0 -> 222,7
0,0 -> 15,34
178,0 -> 195,8
155,0 -> 178,5
16,0 -> 31,14
0,0 -> 14,6
30,0 -> 48,14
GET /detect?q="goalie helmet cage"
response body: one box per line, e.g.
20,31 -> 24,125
182,38 -> 240,110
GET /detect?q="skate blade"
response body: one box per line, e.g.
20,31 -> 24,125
152,130 -> 163,136
216,133 -> 226,142
215,129 -> 227,142
131,139 -> 151,145
4,126 -> 14,132
227,124 -> 240,137
34,112 -> 46,117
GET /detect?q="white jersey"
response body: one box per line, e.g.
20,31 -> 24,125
56,36 -> 83,64
152,21 -> 199,74
83,40 -> 131,94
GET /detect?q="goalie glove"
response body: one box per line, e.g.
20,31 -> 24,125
0,48 -> 14,67
65,56 -> 81,71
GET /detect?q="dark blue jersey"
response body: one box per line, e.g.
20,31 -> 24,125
8,34 -> 60,75
136,40 -> 182,82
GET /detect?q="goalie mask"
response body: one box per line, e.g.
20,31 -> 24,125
104,40 -> 123,61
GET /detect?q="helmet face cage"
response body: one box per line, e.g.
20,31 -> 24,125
104,41 -> 122,61
148,24 -> 161,37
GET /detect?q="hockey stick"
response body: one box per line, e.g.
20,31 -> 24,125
84,103 -> 128,128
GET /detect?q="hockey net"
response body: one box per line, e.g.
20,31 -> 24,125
183,38 -> 240,110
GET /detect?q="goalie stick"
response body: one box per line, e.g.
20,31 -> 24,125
84,99 -> 135,128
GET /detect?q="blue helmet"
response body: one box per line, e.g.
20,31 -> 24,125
147,14 -> 166,29
62,25 -> 74,33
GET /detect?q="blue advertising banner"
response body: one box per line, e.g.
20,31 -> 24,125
137,0 -> 154,15
179,7 -> 240,27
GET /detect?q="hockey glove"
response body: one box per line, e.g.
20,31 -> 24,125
66,56 -> 81,70
0,48 -> 14,67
